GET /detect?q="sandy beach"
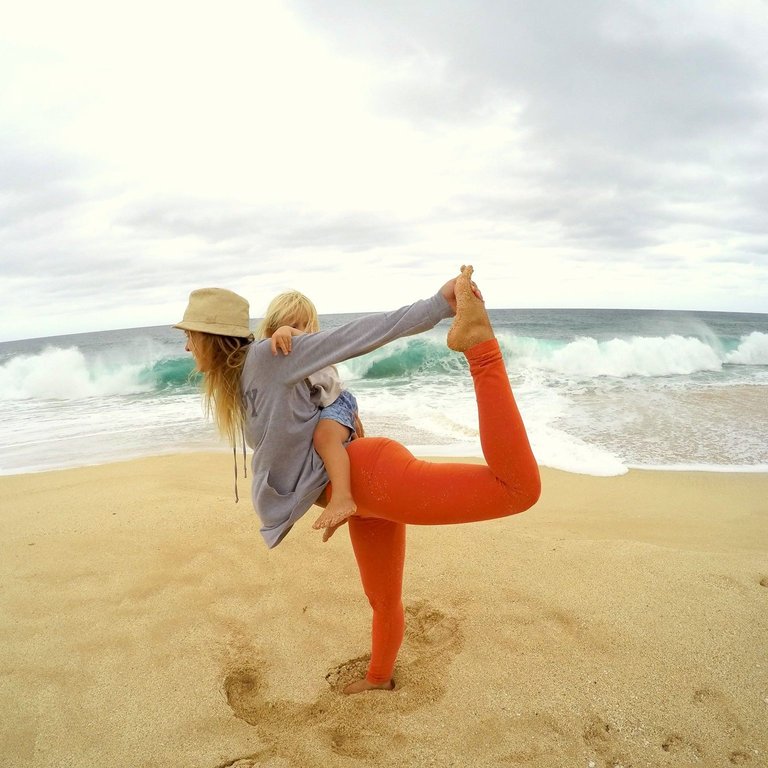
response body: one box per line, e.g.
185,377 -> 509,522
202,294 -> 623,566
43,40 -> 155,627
1,453 -> 766,768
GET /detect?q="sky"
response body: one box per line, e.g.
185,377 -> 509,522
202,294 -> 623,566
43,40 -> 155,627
1,0 -> 767,341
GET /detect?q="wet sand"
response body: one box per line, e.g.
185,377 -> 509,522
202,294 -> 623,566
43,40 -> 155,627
1,453 -> 766,767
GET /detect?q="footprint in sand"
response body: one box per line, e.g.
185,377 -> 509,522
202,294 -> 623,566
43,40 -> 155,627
222,662 -> 372,765
219,599 -> 464,765
581,715 -> 633,768
691,687 -> 759,764
222,665 -> 274,727
467,712 -> 572,764
324,654 -> 371,691
660,732 -> 703,761
324,600 -> 464,701
582,715 -> 613,752
495,591 -> 607,655
403,600 -> 463,653
692,686 -> 743,730
222,664 -> 308,730
323,725 -> 374,760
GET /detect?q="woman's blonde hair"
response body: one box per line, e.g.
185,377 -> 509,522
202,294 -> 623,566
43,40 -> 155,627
257,290 -> 319,339
187,331 -> 250,445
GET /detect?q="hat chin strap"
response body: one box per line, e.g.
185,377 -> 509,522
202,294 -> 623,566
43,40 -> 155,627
232,422 -> 248,502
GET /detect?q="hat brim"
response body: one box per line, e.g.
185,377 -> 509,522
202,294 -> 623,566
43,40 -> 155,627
173,320 -> 254,339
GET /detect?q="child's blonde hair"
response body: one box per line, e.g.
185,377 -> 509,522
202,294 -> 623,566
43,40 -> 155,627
257,290 -> 320,338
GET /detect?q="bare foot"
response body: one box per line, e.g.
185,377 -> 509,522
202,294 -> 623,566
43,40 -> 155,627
322,519 -> 348,542
312,495 -> 357,531
446,264 -> 494,352
343,678 -> 395,695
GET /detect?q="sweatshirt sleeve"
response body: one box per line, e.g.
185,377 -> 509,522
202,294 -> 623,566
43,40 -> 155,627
278,292 -> 453,386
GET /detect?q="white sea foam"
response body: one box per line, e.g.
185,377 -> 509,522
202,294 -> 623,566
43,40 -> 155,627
407,434 -> 628,477
0,390 -> 218,475
355,370 -> 631,476
725,331 -> 768,365
0,346 -> 151,401
527,335 -> 724,379
628,463 -> 768,473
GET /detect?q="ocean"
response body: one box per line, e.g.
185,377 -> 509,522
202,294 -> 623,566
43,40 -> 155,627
1,308 -> 767,477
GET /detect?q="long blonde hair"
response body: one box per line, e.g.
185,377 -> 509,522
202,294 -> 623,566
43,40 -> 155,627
187,331 -> 250,445
257,290 -> 319,339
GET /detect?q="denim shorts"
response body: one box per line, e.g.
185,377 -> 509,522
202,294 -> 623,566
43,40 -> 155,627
318,389 -> 359,434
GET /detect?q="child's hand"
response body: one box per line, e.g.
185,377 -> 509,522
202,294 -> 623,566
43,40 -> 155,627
271,325 -> 296,356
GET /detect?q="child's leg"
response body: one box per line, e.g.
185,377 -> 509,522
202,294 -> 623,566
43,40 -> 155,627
312,420 -> 357,530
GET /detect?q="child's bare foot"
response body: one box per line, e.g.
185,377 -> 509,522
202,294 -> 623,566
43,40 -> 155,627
312,495 -> 357,531
343,678 -> 395,695
321,519 -> 348,542
446,264 -> 494,352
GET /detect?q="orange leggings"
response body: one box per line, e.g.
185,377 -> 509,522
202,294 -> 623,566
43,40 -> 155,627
344,338 -> 541,684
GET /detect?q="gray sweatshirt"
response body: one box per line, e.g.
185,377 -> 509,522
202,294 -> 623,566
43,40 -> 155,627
241,292 -> 453,547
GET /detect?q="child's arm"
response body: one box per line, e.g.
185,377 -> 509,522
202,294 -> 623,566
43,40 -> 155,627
271,325 -> 305,357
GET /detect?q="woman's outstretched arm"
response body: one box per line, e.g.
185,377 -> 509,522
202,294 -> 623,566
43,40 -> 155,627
252,289 -> 455,387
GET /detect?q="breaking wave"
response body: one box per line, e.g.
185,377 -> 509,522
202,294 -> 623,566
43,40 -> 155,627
2,330 -> 765,402
0,346 -> 198,401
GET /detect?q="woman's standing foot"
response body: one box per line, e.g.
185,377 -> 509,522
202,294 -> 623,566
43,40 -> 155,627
343,677 -> 395,695
446,265 -> 494,351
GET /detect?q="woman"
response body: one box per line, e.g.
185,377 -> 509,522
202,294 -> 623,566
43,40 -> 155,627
175,266 -> 540,694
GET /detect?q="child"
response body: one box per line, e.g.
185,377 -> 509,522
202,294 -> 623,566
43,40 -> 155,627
258,291 -> 361,533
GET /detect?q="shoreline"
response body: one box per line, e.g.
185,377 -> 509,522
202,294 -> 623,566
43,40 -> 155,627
2,453 -> 766,767
3,446 -> 768,479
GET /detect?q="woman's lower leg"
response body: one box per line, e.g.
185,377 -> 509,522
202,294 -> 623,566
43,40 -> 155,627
347,516 -> 406,689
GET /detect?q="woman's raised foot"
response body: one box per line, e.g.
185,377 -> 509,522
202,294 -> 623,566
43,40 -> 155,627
446,265 -> 494,352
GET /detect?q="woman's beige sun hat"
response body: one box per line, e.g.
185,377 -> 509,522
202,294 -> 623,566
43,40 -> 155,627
174,288 -> 254,339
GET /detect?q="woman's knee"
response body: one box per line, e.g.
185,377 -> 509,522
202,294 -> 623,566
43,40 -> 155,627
502,470 -> 541,514
366,594 -> 404,617
524,474 -> 542,509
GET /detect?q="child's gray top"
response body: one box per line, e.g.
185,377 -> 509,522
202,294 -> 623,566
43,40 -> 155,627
307,365 -> 343,407
241,292 -> 453,547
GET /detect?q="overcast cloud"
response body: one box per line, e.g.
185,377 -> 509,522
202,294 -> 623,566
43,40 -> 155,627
1,0 -> 766,340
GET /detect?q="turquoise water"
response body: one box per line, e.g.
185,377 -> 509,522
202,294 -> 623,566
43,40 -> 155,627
1,308 -> 767,476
